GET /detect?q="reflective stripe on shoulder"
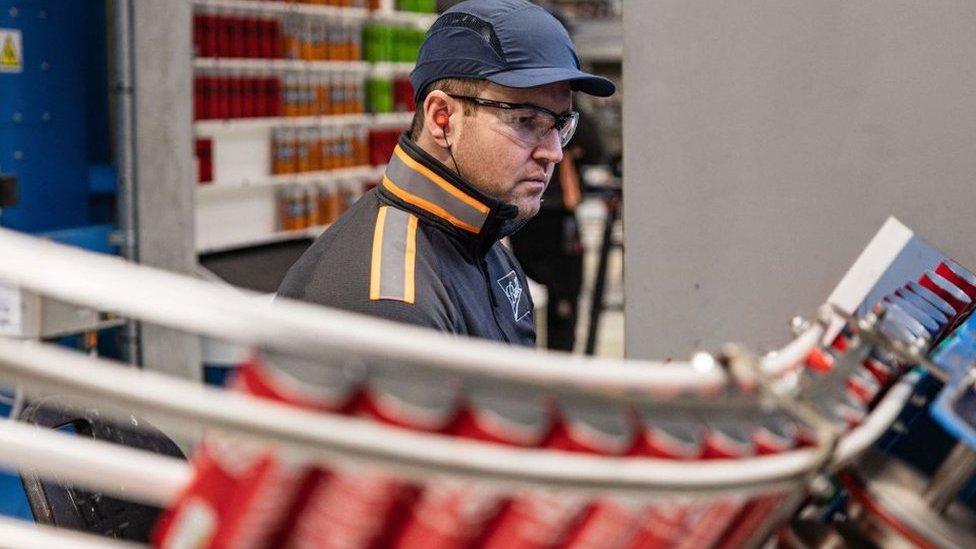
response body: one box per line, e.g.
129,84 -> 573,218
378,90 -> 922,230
370,206 -> 419,303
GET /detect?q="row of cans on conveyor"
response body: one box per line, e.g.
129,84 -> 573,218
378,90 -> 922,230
154,352 -> 827,549
803,259 -> 976,424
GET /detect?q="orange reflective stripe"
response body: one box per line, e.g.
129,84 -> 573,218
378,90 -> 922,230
393,145 -> 490,214
383,176 -> 481,234
369,206 -> 388,300
404,214 -> 418,304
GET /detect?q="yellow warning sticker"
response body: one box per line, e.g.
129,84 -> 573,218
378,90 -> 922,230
0,29 -> 23,73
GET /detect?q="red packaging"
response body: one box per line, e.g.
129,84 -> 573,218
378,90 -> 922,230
671,419 -> 755,549
267,77 -> 282,117
231,17 -> 247,58
393,383 -> 552,549
846,365 -> 881,405
558,401 -> 640,549
216,15 -> 232,58
194,77 -> 206,120
230,74 -> 245,119
918,270 -> 971,314
277,368 -> 461,548
714,416 -> 799,548
482,397 -> 635,549
245,18 -> 261,59
195,139 -> 212,183
903,281 -> 957,320
216,77 -> 230,119
935,260 -> 976,301
155,352 -> 361,549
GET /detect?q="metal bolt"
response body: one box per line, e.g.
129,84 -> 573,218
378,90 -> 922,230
8,7 -> 18,17
11,112 -> 23,123
41,112 -> 51,122
13,151 -> 23,160
38,9 -> 47,20
40,61 -> 50,71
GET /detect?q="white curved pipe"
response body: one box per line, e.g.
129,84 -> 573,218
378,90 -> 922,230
761,321 -> 826,377
0,339 -> 919,496
0,228 -> 726,394
0,420 -> 189,507
830,370 -> 921,469
0,515 -> 144,549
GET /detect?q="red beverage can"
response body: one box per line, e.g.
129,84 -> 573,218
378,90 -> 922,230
156,351 -> 362,548
714,415 -> 800,549
672,418 -> 755,549
884,296 -> 941,337
279,368 -> 461,548
624,411 -> 704,549
918,270 -> 971,315
216,76 -> 230,119
482,396 -> 635,549
216,15 -> 232,57
903,281 -> 957,319
553,398 -> 639,549
846,364 -> 881,405
245,18 -> 261,59
393,382 -> 552,549
936,259 -> 976,301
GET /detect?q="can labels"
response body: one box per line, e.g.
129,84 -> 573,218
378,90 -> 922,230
393,481 -> 504,549
481,491 -> 587,549
936,260 -> 976,300
549,396 -> 636,455
153,441 -> 306,549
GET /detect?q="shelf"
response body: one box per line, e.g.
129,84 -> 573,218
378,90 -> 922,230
198,225 -> 329,255
194,112 -> 411,135
370,9 -> 437,29
194,0 -> 369,21
193,0 -> 436,28
195,57 -> 370,73
197,164 -> 386,197
194,58 -> 414,76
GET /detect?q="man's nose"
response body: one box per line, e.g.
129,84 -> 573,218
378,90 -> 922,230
532,129 -> 564,164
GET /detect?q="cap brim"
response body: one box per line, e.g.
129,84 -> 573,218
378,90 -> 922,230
486,67 -> 616,97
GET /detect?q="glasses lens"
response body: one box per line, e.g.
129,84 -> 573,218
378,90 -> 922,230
558,113 -> 579,148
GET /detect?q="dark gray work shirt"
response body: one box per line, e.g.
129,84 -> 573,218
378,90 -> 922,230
278,134 -> 536,347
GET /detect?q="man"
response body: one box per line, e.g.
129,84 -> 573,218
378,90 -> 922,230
278,0 -> 615,347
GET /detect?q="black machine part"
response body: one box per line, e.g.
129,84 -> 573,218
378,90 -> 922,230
17,397 -> 185,542
0,174 -> 18,208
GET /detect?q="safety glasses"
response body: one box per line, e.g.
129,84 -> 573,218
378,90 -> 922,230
446,94 -> 579,148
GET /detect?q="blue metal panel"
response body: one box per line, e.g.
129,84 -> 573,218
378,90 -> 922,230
0,1 -> 104,233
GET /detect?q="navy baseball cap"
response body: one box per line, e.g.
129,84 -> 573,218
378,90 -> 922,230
410,0 -> 616,103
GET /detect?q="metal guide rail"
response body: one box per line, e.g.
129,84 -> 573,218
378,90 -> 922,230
0,227 -> 952,547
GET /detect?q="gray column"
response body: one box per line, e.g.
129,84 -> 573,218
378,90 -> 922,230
624,1 -> 976,359
127,0 -> 200,378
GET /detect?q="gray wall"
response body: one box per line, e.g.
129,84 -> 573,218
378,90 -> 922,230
624,1 -> 976,358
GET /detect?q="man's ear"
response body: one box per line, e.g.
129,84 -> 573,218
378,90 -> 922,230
423,91 -> 455,148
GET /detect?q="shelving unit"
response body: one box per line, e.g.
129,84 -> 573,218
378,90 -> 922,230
191,0 -> 430,258
193,0 -> 436,29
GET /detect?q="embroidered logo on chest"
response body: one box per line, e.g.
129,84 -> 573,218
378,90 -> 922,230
496,270 -> 530,321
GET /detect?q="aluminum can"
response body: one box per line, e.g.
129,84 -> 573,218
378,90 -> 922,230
919,270 -> 971,315
714,415 -> 800,548
279,367 -> 460,548
550,396 -> 638,549
624,411 -> 705,549
392,382 -> 551,549
482,396 -> 635,549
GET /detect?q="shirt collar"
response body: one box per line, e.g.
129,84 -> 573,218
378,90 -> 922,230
379,134 -> 520,248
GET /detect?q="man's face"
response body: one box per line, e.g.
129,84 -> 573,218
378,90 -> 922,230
451,82 -> 572,221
